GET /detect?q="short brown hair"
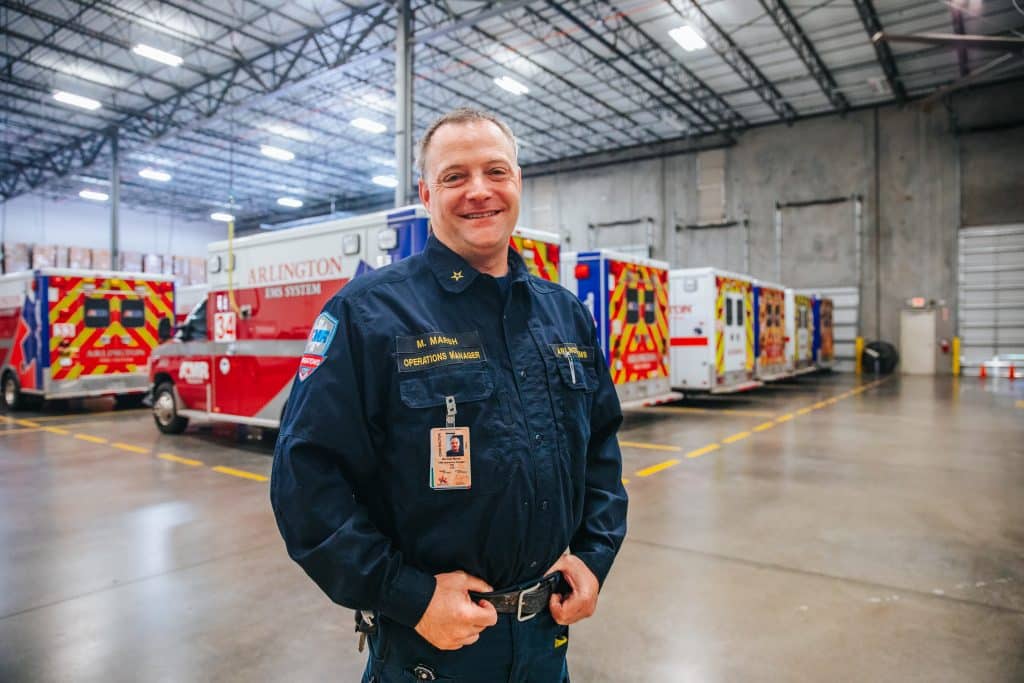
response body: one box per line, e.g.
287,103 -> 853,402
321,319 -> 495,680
416,108 -> 518,179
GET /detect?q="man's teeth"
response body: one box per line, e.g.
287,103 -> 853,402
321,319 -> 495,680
464,211 -> 499,219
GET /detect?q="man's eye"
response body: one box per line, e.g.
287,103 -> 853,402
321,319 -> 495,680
442,174 -> 463,184
489,168 -> 509,177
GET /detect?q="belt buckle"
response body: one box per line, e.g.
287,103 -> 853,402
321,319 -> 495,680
516,581 -> 543,622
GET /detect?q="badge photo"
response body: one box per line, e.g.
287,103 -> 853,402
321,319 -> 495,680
429,426 -> 471,490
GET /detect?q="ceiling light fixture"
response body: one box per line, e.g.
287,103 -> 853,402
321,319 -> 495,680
277,197 -> 304,208
370,156 -> 397,167
132,44 -> 184,67
493,76 -> 529,96
210,212 -> 235,222
138,167 -> 172,182
53,90 -> 102,111
372,175 -> 399,188
79,189 -> 109,202
668,25 -> 707,52
260,144 -> 295,161
351,118 -> 387,134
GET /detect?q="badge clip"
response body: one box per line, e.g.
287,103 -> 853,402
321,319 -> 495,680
445,395 -> 457,428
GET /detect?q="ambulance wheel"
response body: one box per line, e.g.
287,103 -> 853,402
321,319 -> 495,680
152,382 -> 188,434
2,372 -> 24,412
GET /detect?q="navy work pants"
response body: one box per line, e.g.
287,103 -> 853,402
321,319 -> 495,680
361,612 -> 570,682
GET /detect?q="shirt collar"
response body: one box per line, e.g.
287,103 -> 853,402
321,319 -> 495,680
425,233 -> 530,293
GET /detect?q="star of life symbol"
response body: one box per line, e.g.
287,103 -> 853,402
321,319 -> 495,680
450,270 -> 464,282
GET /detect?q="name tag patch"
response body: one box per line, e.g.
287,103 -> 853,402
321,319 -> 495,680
298,312 -> 338,381
396,330 -> 486,372
549,343 -> 591,361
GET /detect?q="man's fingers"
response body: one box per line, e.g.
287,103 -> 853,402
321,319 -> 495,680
460,574 -> 494,594
470,600 -> 498,627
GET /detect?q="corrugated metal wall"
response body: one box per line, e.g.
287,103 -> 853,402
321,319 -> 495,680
957,224 -> 1024,367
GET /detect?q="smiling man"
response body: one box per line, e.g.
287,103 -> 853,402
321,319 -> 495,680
271,109 -> 627,682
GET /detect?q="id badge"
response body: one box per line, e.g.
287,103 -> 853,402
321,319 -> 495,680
430,426 -> 471,490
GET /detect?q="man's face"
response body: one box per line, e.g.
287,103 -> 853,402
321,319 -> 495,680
418,120 -> 522,264
449,436 -> 460,451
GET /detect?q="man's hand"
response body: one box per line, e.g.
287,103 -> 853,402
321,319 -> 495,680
414,571 -> 499,650
547,554 -> 599,626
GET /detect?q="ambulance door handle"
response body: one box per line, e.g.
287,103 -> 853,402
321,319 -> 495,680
225,343 -> 237,356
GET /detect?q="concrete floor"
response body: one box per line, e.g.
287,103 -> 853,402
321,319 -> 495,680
0,374 -> 1022,682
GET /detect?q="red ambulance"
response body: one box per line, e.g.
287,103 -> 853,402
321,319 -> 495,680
0,268 -> 175,409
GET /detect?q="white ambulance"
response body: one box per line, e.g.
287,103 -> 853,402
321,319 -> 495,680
668,268 -> 761,394
785,288 -> 817,375
148,207 -> 564,433
561,250 -> 678,407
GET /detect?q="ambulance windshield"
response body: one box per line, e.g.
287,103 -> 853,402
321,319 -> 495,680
178,299 -> 208,341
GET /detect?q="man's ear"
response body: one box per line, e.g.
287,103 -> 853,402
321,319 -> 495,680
418,178 -> 430,208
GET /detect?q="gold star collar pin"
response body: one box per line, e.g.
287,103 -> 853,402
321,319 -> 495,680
450,270 -> 464,282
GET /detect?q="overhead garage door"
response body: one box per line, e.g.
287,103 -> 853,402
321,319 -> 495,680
957,224 -> 1024,367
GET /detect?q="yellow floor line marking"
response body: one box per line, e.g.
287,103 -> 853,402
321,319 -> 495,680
649,406 -> 776,418
0,427 -> 44,436
752,422 -> 775,432
111,442 -> 150,454
41,426 -> 71,435
74,433 -> 108,444
636,459 -> 681,477
619,440 -> 683,452
775,413 -> 794,423
212,466 -> 268,482
795,407 -> 813,416
1017,400 -> 1024,409
15,419 -> 41,427
2,410 -> 149,423
159,453 -> 204,467
722,431 -> 751,444
621,477 -> 630,485
813,401 -> 829,409
686,443 -> 721,459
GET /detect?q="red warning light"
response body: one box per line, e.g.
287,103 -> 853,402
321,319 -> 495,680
574,263 -> 590,280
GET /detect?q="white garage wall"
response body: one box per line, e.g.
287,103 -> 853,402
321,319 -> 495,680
0,193 -> 222,257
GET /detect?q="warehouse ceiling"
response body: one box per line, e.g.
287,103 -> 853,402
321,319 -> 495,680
1,0 -> 1022,229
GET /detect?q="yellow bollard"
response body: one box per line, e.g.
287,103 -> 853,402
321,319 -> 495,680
952,337 -> 960,376
855,337 -> 864,375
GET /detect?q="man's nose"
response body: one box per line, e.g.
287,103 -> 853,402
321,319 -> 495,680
465,172 -> 492,199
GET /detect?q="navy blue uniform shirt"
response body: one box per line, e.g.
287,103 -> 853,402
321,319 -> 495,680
271,235 -> 628,630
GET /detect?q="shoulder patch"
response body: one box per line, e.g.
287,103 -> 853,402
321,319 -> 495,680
298,312 -> 338,381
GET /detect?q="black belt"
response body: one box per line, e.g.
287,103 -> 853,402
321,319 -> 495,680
469,571 -> 569,622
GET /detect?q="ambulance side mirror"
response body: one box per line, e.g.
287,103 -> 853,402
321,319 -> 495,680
157,317 -> 173,342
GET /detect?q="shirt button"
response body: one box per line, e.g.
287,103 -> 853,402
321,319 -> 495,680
519,369 -> 526,378
535,434 -> 543,443
540,500 -> 549,511
530,561 -> 538,568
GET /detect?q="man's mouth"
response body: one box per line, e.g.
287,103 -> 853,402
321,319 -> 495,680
461,210 -> 501,219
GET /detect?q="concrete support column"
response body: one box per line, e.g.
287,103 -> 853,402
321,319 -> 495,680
110,127 -> 120,269
394,0 -> 414,206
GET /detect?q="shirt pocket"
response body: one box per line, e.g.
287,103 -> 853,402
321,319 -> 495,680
553,350 -> 599,394
398,364 -> 494,407
395,364 -> 512,496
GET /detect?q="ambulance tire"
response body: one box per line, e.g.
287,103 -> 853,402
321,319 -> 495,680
152,382 -> 188,434
2,372 -> 26,412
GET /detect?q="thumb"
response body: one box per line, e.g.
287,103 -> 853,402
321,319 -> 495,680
460,574 -> 495,594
